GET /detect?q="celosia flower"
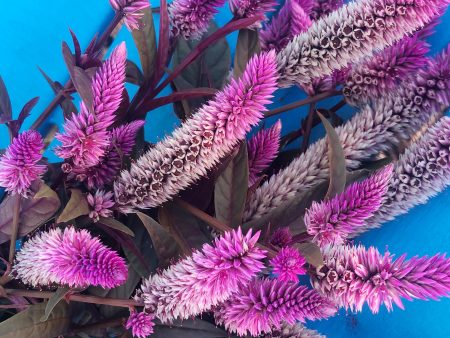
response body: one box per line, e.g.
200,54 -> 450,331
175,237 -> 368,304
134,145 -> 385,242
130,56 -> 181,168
305,165 -> 393,246
264,323 -> 325,338
0,131 -> 46,197
277,0 -> 447,87
343,36 -> 430,106
109,0 -> 150,30
87,190 -> 115,222
125,311 -> 155,338
270,227 -> 293,248
270,247 -> 306,281
312,244 -> 450,313
310,0 -> 343,20
215,278 -> 337,336
169,0 -> 226,39
247,120 -> 282,186
244,45 -> 450,222
114,51 -> 278,212
137,227 -> 266,323
14,227 -> 128,288
229,0 -> 277,24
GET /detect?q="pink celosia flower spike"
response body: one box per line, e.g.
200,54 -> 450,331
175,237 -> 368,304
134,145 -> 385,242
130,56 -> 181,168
229,0 -> 277,24
13,227 -> 128,288
114,51 -> 278,212
0,131 -> 46,197
137,227 -> 266,323
109,0 -> 150,30
270,247 -> 307,282
247,120 -> 282,186
87,190 -> 115,222
312,244 -> 450,314
125,311 -> 155,338
215,278 -> 337,336
270,227 -> 293,248
169,0 -> 226,39
305,165 -> 393,246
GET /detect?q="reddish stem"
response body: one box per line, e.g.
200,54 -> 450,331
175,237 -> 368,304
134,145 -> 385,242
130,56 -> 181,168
300,103 -> 317,153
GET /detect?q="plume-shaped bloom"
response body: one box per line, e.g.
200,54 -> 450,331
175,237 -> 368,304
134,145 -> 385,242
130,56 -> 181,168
244,45 -> 450,222
312,244 -> 450,313
169,0 -> 226,39
125,311 -> 155,338
310,0 -> 344,20
270,227 -> 293,248
87,190 -> 115,222
137,227 -> 266,323
305,165 -> 393,246
277,0 -> 448,87
270,247 -> 306,282
0,131 -> 46,197
264,323 -> 325,338
343,36 -> 430,106
14,227 -> 128,288
109,0 -> 150,30
229,0 -> 277,23
114,52 -> 278,212
247,120 -> 282,186
215,278 -> 336,336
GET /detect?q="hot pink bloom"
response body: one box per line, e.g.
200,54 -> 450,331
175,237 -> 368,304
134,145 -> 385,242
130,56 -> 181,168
229,0 -> 277,23
215,278 -> 337,336
312,244 -> 450,313
270,227 -> 293,248
270,247 -> 306,282
305,165 -> 393,246
114,52 -> 278,212
247,120 -> 281,186
137,227 -> 266,323
125,311 -> 155,338
14,227 -> 128,288
109,0 -> 150,30
87,190 -> 115,222
0,131 -> 46,197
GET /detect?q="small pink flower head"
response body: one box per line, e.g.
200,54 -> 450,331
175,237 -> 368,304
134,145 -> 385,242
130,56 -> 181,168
0,131 -> 46,197
87,190 -> 115,222
247,120 -> 281,186
229,0 -> 277,24
270,227 -> 293,248
305,165 -> 393,246
125,311 -> 155,338
109,0 -> 150,30
270,247 -> 306,282
14,227 -> 128,288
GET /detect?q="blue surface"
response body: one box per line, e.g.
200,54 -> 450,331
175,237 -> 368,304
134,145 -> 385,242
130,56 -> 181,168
0,1 -> 449,337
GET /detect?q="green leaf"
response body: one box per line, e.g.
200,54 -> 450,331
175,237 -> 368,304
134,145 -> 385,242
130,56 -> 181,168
0,76 -> 12,123
57,189 -> 89,223
41,287 -> 70,322
0,301 -> 71,338
234,29 -> 261,77
153,318 -> 239,338
98,217 -> 135,237
214,142 -> 249,228
131,7 -> 157,81
317,112 -> 346,200
0,181 -> 61,244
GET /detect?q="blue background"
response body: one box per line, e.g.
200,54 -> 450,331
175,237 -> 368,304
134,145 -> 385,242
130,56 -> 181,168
0,1 -> 449,337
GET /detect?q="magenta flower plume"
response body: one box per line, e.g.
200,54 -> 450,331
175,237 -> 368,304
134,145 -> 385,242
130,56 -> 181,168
14,227 -> 128,288
343,36 -> 430,106
125,311 -> 155,338
229,0 -> 277,23
247,120 -> 282,186
305,165 -> 393,246
137,227 -> 266,323
310,0 -> 344,20
270,227 -> 293,248
215,278 -> 337,336
169,0 -> 226,39
270,247 -> 306,282
114,52 -> 278,212
312,244 -> 450,313
87,190 -> 115,222
109,0 -> 150,30
0,131 -> 46,197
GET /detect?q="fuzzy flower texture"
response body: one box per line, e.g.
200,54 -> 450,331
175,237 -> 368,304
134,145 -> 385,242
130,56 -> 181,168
14,227 -> 128,288
109,0 -> 150,30
87,190 -> 115,222
270,247 -> 306,282
125,311 -> 155,338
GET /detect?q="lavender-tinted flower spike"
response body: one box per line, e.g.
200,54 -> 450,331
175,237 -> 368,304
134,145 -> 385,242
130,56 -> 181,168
305,165 -> 393,246
114,51 -> 278,212
169,0 -> 226,39
343,36 -> 430,106
247,120 -> 282,186
109,0 -> 150,30
264,323 -> 325,338
87,190 -> 115,222
215,278 -> 337,336
277,0 -> 448,88
229,0 -> 277,24
0,131 -> 46,197
125,311 -> 155,338
312,244 -> 450,313
137,227 -> 266,323
14,227 -> 128,288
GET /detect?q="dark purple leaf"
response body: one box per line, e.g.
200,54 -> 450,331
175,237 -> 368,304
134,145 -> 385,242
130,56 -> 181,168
69,28 -> 82,64
234,28 -> 261,77
56,189 -> 90,223
0,76 -> 12,124
131,7 -> 156,81
72,66 -> 93,110
152,0 -> 170,87
62,41 -> 75,79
